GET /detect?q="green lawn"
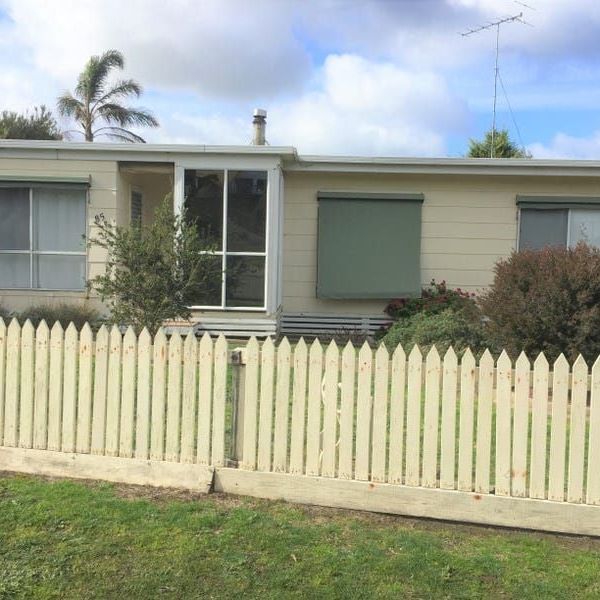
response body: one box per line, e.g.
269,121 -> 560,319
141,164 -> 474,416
1,474 -> 600,599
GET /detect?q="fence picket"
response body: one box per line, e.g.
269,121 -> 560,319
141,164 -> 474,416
4,319 -> 20,447
47,322 -> 63,452
257,337 -> 275,472
568,355 -> 588,503
180,332 -> 198,464
197,333 -> 213,465
587,357 -> 600,504
273,338 -> 292,473
0,319 -> 5,446
60,323 -> 78,453
90,325 -> 108,455
338,341 -> 356,480
457,349 -> 476,492
440,347 -> 458,490
322,341 -> 339,478
422,346 -> 441,488
18,320 -> 34,449
371,344 -> 389,483
405,345 -> 423,487
76,324 -> 93,454
529,353 -> 549,500
211,335 -> 228,467
105,326 -> 122,457
149,329 -> 167,461
33,321 -> 50,450
475,350 -> 494,494
118,327 -> 137,458
355,342 -> 373,481
548,354 -> 569,502
165,331 -> 182,462
241,336 -> 258,470
495,351 -> 513,497
305,339 -> 323,477
289,339 -> 308,475
388,345 -> 406,485
512,352 -> 530,498
134,328 -> 152,460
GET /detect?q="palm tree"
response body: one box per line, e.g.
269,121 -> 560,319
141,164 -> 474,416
57,50 -> 159,143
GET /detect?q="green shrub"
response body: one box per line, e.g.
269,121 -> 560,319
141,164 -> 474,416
384,279 -> 477,321
479,243 -> 600,362
0,303 -> 11,321
382,308 -> 491,355
15,303 -> 103,330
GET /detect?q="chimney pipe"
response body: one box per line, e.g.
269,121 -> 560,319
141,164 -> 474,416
252,108 -> 267,145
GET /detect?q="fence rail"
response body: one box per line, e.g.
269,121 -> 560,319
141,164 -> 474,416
1,318 -> 600,536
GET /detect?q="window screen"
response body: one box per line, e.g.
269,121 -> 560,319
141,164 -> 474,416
317,193 -> 423,299
130,190 -> 143,225
519,209 -> 567,250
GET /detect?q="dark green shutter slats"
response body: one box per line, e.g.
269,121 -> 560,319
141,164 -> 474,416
317,194 -> 423,299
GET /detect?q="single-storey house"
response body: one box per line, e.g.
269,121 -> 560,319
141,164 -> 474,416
1,118 -> 600,336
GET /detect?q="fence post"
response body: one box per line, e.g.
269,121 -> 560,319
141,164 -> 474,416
229,347 -> 247,466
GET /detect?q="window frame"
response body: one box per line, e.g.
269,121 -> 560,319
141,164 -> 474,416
0,184 -> 88,291
184,168 -> 269,312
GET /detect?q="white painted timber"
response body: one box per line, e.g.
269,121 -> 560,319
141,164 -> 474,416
241,337 -> 258,470
289,339 -> 308,475
405,346 -> 423,487
371,344 -> 389,483
257,337 -> 275,472
134,328 -> 152,460
568,355 -> 588,504
440,347 -> 458,490
273,338 -> 291,473
76,324 -> 94,454
422,346 -> 441,488
475,350 -> 494,494
305,339 -> 323,477
197,333 -> 213,465
512,353 -> 530,498
529,353 -> 549,500
355,342 -> 373,481
118,327 -> 137,458
91,326 -> 109,455
321,341 -> 339,478
18,320 -> 34,449
387,345 -> 406,485
33,321 -> 50,450
495,351 -> 513,497
548,354 -> 569,502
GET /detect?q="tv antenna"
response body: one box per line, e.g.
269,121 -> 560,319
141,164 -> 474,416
461,11 -> 532,157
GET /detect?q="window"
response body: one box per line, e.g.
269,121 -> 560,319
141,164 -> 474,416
184,169 -> 267,309
130,189 -> 143,225
0,186 -> 87,290
317,192 -> 423,299
517,197 -> 600,250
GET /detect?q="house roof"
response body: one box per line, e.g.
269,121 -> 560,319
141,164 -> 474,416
1,139 -> 600,177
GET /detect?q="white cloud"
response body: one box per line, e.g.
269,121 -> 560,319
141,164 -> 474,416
528,132 -> 600,159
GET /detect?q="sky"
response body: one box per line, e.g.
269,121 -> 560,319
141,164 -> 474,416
1,0 -> 600,158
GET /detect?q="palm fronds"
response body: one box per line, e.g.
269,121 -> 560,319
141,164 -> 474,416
58,49 -> 158,142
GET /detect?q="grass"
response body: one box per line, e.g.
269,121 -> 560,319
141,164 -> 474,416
2,474 -> 600,599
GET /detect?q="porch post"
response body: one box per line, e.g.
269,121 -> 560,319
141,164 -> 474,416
173,165 -> 185,217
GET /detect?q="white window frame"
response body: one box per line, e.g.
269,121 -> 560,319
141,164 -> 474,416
0,185 -> 88,291
174,158 -> 281,314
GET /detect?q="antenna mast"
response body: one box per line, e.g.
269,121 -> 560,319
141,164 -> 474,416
461,12 -> 529,157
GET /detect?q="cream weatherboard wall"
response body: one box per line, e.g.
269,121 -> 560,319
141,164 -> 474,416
0,157 -> 118,313
282,171 -> 600,316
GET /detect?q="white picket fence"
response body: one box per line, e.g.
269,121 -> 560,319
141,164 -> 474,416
2,318 -> 600,536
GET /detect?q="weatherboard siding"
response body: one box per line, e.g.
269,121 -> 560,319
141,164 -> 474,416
282,172 -> 600,315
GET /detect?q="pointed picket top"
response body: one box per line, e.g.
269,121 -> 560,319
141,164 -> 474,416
50,320 -> 64,336
593,354 -> 600,376
426,344 -> 440,366
169,328 -> 182,346
533,351 -> 549,370
183,329 -> 196,352
358,339 -> 372,362
138,326 -> 151,346
21,318 -> 34,336
443,345 -> 457,364
497,349 -> 511,369
279,336 -> 291,354
295,336 -> 307,355
461,346 -> 475,365
309,336 -> 322,359
573,353 -> 588,370
96,323 -> 108,346
262,335 -> 275,355
392,342 -> 406,362
553,352 -> 569,371
515,350 -> 530,372
80,321 -> 92,338
154,327 -> 167,346
480,348 -> 493,363
326,338 -> 338,354
215,333 -> 227,355
246,335 -> 259,355
198,331 -> 212,351
65,321 -> 78,342
8,317 -> 21,334
35,318 -> 49,337
341,339 -> 355,361
375,341 -> 389,362
408,344 -> 421,363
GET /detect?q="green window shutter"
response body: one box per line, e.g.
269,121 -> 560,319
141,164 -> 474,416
317,193 -> 423,299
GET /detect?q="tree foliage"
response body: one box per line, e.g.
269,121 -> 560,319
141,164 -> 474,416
89,197 -> 221,334
57,49 -> 158,143
479,244 -> 600,362
0,105 -> 62,140
467,128 -> 530,158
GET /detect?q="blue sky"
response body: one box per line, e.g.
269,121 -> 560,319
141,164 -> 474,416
1,0 -> 600,158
